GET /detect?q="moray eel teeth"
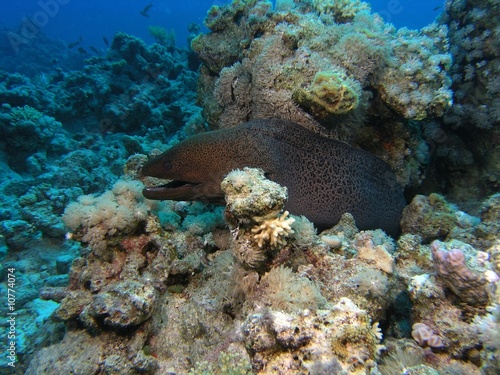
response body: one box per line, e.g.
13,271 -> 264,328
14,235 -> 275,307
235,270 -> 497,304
141,119 -> 406,236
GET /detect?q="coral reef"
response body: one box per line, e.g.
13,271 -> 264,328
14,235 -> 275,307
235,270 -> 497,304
242,300 -> 383,373
193,0 -> 498,207
193,0 -> 452,147
427,0 -> 500,204
251,211 -> 295,248
221,167 -> 296,252
0,30 -> 204,373
62,179 -> 151,252
2,1 -> 499,374
19,168 -> 500,375
148,25 -> 176,49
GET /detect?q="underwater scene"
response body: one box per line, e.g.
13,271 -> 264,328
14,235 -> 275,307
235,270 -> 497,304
0,0 -> 499,374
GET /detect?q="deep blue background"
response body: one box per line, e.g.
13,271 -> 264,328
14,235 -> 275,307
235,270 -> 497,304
0,0 -> 445,50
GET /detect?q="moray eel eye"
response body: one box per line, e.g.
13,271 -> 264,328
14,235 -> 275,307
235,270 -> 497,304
163,160 -> 172,171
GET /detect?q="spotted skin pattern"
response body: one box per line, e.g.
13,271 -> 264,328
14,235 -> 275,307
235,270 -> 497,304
142,119 -> 406,236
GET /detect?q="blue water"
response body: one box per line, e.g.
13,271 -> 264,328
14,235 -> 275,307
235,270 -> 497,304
0,0 -> 445,49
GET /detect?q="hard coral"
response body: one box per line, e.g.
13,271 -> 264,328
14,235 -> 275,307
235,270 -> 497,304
400,194 -> 458,242
221,167 -> 288,224
194,0 -> 452,141
251,210 -> 295,248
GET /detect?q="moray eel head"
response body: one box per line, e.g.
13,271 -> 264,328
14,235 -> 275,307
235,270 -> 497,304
141,132 -> 229,203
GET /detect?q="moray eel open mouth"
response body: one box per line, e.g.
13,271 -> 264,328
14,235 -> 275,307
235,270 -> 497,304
142,180 -> 202,200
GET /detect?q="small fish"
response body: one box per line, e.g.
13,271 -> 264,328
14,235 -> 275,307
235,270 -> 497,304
89,46 -> 99,54
68,35 -> 83,48
140,2 -> 153,17
433,6 -> 441,11
68,39 -> 81,48
77,47 -> 87,54
102,36 -> 109,46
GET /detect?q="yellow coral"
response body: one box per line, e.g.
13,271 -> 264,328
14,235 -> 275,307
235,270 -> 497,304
251,211 -> 295,248
293,69 -> 361,118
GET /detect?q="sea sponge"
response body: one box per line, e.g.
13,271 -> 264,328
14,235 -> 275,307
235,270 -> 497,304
293,69 -> 361,118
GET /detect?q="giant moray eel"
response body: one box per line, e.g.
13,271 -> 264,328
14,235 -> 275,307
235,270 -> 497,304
142,119 -> 406,236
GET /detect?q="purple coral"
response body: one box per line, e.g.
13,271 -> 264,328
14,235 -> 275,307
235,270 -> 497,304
411,322 -> 444,348
431,240 -> 489,306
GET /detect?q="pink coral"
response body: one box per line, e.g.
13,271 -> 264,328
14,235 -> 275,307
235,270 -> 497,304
411,322 -> 444,348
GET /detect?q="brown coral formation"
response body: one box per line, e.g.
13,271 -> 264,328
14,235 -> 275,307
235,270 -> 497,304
192,0 -> 452,145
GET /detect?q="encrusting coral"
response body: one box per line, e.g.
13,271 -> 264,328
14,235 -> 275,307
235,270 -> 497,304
431,239 -> 496,306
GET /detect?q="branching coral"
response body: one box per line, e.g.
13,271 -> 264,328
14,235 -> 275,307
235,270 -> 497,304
251,211 -> 295,248
221,167 -> 297,251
